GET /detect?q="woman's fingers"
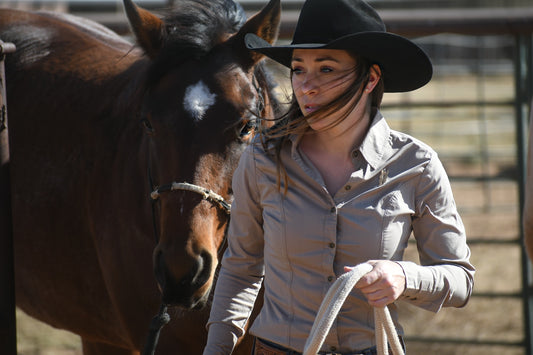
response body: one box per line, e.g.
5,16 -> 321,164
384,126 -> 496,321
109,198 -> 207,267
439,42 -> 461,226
350,260 -> 406,306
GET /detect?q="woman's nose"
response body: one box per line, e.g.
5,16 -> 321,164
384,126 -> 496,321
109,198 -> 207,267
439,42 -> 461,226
300,74 -> 319,95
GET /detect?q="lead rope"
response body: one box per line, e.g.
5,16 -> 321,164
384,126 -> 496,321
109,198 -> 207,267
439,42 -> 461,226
303,263 -> 404,355
142,304 -> 170,355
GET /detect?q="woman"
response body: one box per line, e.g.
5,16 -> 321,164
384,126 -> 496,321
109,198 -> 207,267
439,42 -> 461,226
204,0 -> 475,354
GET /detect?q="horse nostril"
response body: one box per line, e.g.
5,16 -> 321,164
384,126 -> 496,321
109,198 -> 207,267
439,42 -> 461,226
191,250 -> 213,289
153,247 -> 214,307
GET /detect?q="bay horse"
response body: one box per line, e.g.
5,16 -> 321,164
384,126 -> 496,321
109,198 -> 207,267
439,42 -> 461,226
0,0 -> 280,353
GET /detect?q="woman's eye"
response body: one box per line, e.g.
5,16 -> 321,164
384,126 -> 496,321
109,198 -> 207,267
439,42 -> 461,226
321,66 -> 333,73
291,67 -> 303,75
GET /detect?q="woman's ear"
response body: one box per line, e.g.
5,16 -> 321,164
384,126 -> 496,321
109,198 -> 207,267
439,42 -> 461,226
365,64 -> 382,93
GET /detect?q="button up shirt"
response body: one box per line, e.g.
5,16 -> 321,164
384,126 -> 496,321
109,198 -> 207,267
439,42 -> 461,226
204,112 -> 475,354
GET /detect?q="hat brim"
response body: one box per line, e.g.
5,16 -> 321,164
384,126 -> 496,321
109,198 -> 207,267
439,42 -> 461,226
245,32 -> 433,93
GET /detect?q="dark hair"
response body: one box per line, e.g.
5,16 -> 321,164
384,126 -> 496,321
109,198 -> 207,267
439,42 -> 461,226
260,52 -> 384,193
147,0 -> 246,84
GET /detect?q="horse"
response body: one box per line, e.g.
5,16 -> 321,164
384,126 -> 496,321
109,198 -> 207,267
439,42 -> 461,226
0,0 -> 280,353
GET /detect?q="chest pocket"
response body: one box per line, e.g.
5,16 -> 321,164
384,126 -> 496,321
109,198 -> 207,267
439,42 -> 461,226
379,190 -> 414,259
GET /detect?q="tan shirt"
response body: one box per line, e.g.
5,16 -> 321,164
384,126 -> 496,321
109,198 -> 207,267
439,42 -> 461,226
204,112 -> 475,354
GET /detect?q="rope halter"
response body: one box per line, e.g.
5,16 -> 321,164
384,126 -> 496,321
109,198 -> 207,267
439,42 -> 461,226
143,182 -> 231,355
150,181 -> 231,214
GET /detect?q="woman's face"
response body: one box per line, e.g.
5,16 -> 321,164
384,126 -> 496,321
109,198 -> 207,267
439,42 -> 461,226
291,49 -> 358,130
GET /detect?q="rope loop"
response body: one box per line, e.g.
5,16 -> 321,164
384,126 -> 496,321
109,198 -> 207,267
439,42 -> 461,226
303,263 -> 404,355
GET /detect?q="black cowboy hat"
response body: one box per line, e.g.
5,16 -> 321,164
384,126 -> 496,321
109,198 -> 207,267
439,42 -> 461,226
245,0 -> 433,93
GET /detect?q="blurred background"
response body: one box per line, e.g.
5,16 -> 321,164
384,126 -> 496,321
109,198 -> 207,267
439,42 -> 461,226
1,0 -> 533,354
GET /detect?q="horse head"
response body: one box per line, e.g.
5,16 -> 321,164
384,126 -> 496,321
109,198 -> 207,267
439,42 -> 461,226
125,0 -> 280,309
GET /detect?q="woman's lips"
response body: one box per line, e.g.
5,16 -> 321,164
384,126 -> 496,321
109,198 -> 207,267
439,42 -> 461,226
305,104 -> 319,114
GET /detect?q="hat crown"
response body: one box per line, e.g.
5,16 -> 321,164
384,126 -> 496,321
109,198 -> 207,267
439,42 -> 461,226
292,0 -> 386,45
244,0 -> 433,92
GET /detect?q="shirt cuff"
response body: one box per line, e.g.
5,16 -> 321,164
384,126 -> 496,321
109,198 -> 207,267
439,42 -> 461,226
395,260 -> 445,313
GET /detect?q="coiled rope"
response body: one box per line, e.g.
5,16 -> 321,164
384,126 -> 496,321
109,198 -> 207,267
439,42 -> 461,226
303,263 -> 405,355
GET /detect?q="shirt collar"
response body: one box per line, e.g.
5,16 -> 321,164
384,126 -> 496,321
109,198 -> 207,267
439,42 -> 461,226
358,110 -> 390,170
288,110 -> 391,170
289,133 -> 301,156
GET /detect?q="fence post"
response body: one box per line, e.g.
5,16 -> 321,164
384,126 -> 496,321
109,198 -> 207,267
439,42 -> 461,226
516,33 -> 533,355
0,39 -> 17,355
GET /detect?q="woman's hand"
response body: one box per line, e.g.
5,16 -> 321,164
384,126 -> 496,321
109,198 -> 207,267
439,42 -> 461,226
345,260 -> 406,307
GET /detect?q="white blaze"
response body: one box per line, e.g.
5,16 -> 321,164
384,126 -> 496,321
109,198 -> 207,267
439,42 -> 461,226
183,80 -> 217,122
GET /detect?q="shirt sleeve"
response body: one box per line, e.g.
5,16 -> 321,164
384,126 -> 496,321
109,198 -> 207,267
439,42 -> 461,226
203,144 -> 265,354
397,153 -> 475,313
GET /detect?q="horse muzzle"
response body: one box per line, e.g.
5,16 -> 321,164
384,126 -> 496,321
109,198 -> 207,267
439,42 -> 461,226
154,248 -> 214,309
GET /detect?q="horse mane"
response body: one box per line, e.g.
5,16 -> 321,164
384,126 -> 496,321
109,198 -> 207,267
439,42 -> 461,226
148,0 -> 247,82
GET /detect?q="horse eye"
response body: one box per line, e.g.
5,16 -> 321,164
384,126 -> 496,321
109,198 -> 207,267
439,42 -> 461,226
239,120 -> 255,140
257,99 -> 265,115
141,118 -> 154,133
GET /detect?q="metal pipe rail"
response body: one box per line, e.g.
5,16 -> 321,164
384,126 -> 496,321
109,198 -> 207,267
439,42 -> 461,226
0,39 -> 17,355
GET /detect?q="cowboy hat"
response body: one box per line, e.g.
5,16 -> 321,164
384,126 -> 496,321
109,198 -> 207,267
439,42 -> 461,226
245,0 -> 432,93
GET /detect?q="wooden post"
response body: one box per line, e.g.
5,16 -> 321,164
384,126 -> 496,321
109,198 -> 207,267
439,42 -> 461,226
515,33 -> 533,355
0,39 -> 17,355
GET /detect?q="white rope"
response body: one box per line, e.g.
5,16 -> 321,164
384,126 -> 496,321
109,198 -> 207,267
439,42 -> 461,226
303,263 -> 405,355
150,181 -> 231,213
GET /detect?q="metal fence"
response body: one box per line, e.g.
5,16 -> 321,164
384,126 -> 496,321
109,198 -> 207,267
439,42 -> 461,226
266,9 -> 533,352
242,6 -> 532,353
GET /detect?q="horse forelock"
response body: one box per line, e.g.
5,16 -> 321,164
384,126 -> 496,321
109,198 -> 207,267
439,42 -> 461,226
163,0 -> 245,51
148,0 -> 246,82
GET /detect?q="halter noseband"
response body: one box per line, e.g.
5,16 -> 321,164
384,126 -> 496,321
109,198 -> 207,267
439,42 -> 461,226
150,181 -> 231,214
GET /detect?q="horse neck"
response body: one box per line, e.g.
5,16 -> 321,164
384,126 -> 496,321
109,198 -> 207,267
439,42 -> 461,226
103,58 -> 149,121
89,58 -> 153,197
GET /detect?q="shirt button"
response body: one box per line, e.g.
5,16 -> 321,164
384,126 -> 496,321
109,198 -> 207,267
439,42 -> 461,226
329,242 -> 335,248
330,346 -> 337,352
330,207 -> 336,213
344,185 -> 351,191
352,151 -> 359,158
327,276 -> 334,282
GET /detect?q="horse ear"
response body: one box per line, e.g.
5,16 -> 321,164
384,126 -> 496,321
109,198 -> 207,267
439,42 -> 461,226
229,0 -> 281,68
124,0 -> 163,58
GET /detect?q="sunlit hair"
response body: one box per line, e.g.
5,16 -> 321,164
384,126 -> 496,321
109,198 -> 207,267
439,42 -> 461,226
259,52 -> 385,194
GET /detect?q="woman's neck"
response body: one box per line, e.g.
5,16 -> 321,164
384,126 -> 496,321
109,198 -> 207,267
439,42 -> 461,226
304,108 -> 372,158
299,109 -> 373,194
